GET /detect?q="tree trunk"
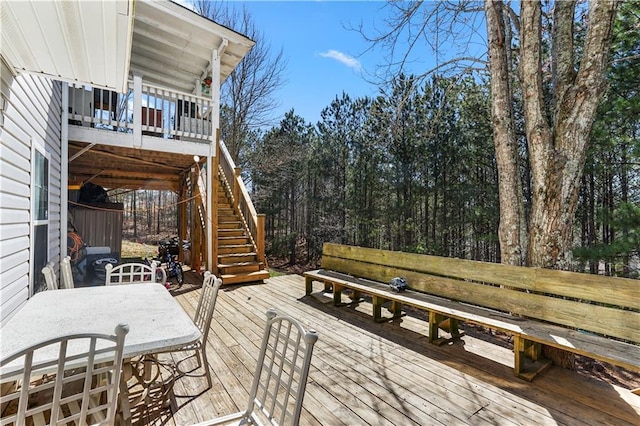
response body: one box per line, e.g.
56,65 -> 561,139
485,0 -> 527,266
522,0 -> 617,268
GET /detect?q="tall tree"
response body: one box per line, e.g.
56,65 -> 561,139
502,0 -> 617,268
363,0 -> 619,269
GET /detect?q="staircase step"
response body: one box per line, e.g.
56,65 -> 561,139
218,244 -> 254,254
219,253 -> 257,264
218,261 -> 263,274
218,229 -> 246,237
221,270 -> 270,285
218,236 -> 251,245
219,221 -> 243,229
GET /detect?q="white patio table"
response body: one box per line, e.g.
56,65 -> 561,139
0,283 -> 200,421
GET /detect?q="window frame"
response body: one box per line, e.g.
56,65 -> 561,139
30,139 -> 50,296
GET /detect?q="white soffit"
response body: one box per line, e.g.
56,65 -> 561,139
1,0 -> 133,92
130,1 -> 255,94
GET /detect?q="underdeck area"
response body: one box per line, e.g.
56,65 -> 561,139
135,273 -> 640,425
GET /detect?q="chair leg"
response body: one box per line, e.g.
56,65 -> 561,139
194,348 -> 203,369
200,348 -> 212,390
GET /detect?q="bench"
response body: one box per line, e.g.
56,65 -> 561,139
304,243 -> 640,382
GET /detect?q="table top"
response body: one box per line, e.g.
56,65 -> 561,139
0,284 -> 201,378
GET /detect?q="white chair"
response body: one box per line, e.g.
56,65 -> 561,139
60,255 -> 75,289
154,271 -> 221,389
192,308 -> 319,426
104,262 -> 159,285
0,323 -> 129,426
41,262 -> 58,290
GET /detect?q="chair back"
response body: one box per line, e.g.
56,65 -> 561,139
245,309 -> 318,426
60,256 -> 75,289
0,324 -> 129,426
105,262 -> 157,285
41,262 -> 58,290
193,272 -> 222,343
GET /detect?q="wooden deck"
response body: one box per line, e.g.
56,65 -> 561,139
130,272 -> 640,425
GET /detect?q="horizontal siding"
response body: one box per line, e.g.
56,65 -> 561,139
0,58 -> 62,323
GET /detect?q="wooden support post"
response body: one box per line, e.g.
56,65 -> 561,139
372,295 -> 385,322
233,167 -> 241,210
389,301 -> 403,319
208,149 -> 219,275
256,213 -> 266,265
513,335 -> 552,381
305,276 -> 314,295
333,284 -> 344,306
132,73 -> 142,148
428,311 -> 441,344
178,175 -> 187,262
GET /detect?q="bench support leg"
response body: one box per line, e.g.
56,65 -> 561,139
429,312 -> 464,346
372,295 -> 384,322
371,297 -> 404,322
514,336 -> 552,381
333,284 -> 344,306
305,276 -> 314,295
389,301 -> 403,319
305,276 -> 333,296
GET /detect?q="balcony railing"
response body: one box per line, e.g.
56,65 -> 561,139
68,79 -> 213,142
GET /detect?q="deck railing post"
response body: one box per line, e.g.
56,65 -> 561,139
257,214 -> 266,265
133,72 -> 142,147
233,167 -> 241,209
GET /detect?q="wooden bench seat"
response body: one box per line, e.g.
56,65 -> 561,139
304,244 -> 640,382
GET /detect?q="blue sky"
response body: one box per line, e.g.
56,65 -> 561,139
180,1 -> 487,126
238,1 -> 389,125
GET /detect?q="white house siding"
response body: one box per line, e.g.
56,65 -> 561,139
0,58 -> 62,323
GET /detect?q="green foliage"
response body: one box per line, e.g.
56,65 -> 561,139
250,73 -> 498,263
574,2 -> 640,276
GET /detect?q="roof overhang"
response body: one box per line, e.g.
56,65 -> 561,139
1,0 -> 254,94
1,0 -> 134,91
130,1 -> 254,93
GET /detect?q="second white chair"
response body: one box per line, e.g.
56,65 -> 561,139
60,255 -> 75,289
41,262 -> 58,290
105,262 -> 159,285
154,271 -> 221,389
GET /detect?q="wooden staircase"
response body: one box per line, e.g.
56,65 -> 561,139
216,179 -> 269,285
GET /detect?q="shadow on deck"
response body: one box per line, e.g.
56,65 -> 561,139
130,272 -> 640,425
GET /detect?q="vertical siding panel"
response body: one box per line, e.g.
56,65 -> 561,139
0,59 -> 62,323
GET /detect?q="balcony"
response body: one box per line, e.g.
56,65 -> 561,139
68,78 -> 214,148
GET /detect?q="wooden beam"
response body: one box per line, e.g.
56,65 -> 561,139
68,146 -> 183,171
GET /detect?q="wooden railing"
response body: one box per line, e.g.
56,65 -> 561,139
218,140 -> 266,267
67,79 -> 213,142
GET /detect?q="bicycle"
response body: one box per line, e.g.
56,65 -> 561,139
144,239 -> 184,286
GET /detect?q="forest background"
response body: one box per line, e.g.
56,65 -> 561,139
112,1 -> 639,278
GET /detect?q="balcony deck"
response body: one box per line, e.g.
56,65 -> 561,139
133,273 -> 640,425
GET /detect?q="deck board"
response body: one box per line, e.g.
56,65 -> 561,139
130,273 -> 640,425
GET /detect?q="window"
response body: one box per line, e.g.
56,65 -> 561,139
31,146 -> 49,295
